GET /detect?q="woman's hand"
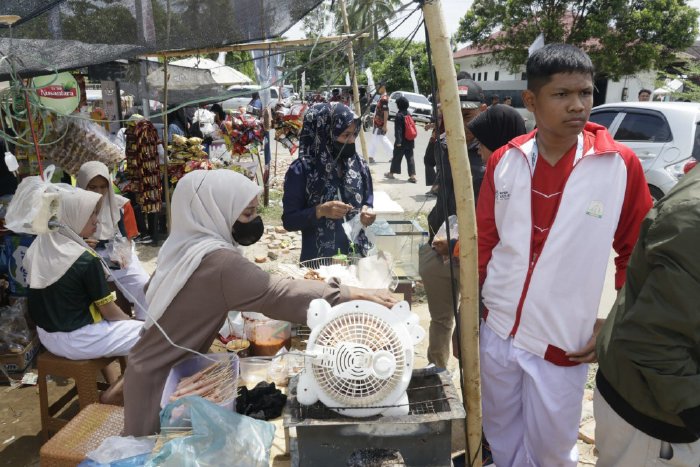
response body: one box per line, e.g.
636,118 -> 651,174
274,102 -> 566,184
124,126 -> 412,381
85,238 -> 99,249
316,201 -> 352,220
348,287 -> 400,308
360,206 -> 376,227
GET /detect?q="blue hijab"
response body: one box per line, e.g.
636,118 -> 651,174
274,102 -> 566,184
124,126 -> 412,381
298,102 -> 372,257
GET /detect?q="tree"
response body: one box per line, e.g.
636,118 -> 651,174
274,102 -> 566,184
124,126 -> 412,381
658,61 -> 700,102
455,0 -> 699,80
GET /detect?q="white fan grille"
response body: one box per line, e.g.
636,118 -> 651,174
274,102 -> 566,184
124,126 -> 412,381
311,311 -> 406,406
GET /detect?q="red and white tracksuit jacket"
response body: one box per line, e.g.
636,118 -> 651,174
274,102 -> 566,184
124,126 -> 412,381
477,123 -> 652,366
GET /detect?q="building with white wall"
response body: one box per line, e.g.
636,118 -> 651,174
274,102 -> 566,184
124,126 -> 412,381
453,44 -> 657,105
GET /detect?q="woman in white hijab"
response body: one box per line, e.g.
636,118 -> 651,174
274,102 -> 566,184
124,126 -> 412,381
123,169 -> 398,436
26,188 -> 142,401
76,161 -> 150,320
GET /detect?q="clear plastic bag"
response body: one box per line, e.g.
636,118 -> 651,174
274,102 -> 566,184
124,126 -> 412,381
149,396 -> 275,467
85,436 -> 155,465
0,301 -> 32,354
107,234 -> 131,269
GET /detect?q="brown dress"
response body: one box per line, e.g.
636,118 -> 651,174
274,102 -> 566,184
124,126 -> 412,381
123,249 -> 350,436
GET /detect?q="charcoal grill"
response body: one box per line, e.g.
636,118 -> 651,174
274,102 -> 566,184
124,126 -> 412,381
283,367 -> 465,467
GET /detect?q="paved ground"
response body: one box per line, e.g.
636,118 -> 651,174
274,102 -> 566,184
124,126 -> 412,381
0,121 -> 612,465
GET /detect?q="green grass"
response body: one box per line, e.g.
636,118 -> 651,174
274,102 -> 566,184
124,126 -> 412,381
258,188 -> 284,226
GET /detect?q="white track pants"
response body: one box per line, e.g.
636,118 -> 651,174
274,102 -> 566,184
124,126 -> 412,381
368,127 -> 393,160
38,320 -> 143,360
480,323 -> 588,467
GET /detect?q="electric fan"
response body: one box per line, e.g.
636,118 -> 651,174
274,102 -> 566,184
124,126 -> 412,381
297,299 -> 425,417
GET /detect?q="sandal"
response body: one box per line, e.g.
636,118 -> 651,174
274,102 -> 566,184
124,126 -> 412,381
408,177 -> 417,183
384,172 -> 395,179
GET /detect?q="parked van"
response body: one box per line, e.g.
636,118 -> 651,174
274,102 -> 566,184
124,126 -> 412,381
220,85 -> 289,111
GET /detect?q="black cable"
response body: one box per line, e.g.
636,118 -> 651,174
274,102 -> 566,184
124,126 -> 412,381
420,5 -> 478,467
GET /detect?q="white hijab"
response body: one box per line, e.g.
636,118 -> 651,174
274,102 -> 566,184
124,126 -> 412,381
144,170 -> 261,329
76,161 -> 128,240
25,189 -> 102,289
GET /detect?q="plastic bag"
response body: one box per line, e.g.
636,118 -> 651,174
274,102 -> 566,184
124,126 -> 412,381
5,167 -> 63,235
107,234 -> 131,268
148,396 -> 275,467
341,214 -> 364,245
0,301 -> 32,354
432,215 -> 459,244
85,436 -> 155,464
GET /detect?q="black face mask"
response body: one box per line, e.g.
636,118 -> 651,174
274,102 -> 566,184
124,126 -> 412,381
232,216 -> 264,246
333,140 -> 356,160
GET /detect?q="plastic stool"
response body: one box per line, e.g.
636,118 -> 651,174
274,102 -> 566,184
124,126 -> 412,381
39,403 -> 124,467
37,351 -> 126,440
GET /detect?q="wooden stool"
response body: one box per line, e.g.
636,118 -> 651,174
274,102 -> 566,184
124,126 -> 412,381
40,404 -> 124,467
37,352 -> 126,440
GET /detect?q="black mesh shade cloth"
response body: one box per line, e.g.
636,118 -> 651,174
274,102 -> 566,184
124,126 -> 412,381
0,0 -> 321,79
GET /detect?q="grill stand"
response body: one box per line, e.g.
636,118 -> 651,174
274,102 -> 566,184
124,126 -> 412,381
283,367 -> 466,467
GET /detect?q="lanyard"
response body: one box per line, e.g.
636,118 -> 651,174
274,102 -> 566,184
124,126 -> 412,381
530,133 -> 584,175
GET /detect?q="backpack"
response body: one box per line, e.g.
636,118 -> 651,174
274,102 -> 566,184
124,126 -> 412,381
403,113 -> 417,141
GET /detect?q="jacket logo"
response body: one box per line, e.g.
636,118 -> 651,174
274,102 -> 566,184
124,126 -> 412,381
496,190 -> 511,201
586,200 -> 604,219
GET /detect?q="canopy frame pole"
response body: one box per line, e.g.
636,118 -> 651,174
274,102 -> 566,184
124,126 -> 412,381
162,57 -> 172,233
422,1 -> 482,465
339,0 -> 369,161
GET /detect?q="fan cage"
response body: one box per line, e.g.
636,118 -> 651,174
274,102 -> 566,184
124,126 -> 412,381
311,311 -> 406,406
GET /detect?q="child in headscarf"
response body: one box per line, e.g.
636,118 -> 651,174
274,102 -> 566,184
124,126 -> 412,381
25,188 -> 142,401
282,102 -> 376,261
123,170 -> 397,435
77,161 -> 150,320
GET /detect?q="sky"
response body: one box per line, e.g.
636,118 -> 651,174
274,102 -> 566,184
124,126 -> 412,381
283,0 -> 474,43
285,0 -> 700,45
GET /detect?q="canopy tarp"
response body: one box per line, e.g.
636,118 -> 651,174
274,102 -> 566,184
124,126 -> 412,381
169,57 -> 253,85
0,0 -> 322,80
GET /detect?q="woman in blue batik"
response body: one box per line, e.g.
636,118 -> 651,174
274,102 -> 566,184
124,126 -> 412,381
282,103 -> 376,262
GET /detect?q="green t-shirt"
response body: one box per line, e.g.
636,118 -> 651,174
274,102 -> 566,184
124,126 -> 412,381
28,250 -> 115,333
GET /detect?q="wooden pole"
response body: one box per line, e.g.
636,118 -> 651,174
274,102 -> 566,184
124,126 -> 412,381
338,0 -> 369,161
161,58 -> 172,232
150,33 -> 370,58
422,1 -> 482,465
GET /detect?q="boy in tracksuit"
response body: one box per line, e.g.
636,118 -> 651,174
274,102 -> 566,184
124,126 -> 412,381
476,43 -> 653,466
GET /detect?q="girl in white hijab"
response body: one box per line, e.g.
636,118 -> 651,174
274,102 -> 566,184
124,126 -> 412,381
123,169 -> 398,436
25,188 -> 142,370
76,161 -> 150,320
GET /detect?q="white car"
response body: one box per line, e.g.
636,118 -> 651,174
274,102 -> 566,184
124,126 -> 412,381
388,91 -> 433,123
589,102 -> 700,200
221,85 -> 290,112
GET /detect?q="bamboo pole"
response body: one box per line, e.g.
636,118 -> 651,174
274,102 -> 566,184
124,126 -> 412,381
162,58 -> 172,232
150,34 -> 370,58
422,1 -> 482,465
338,0 -> 369,161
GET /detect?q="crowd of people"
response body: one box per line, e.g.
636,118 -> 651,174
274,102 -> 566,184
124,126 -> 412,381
10,41 -> 699,466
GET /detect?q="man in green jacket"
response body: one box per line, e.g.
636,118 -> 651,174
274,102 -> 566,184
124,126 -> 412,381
595,164 -> 700,466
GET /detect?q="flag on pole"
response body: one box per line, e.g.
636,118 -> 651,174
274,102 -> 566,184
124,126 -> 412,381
366,67 -> 376,96
409,57 -> 419,94
345,72 -> 351,87
528,33 -> 545,56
